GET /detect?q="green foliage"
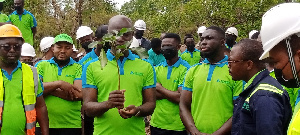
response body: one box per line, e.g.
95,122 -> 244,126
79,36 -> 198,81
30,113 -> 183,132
120,0 -> 291,42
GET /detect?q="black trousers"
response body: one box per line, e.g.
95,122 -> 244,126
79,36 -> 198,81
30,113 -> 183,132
84,113 -> 94,135
150,126 -> 187,135
36,127 -> 81,135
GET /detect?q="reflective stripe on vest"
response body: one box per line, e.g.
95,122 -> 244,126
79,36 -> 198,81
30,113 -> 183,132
245,83 -> 283,102
0,63 -> 38,135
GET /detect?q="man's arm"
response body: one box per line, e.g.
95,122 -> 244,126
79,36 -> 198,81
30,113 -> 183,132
32,27 -> 36,38
156,83 -> 181,103
180,90 -> 201,135
118,88 -> 156,119
72,80 -> 82,100
36,96 -> 49,135
83,88 -> 125,117
43,81 -> 75,100
212,117 -> 232,135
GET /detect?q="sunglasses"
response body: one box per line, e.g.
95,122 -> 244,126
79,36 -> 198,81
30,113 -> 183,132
0,44 -> 22,51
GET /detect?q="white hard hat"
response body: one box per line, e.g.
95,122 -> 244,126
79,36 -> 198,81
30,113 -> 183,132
197,26 -> 206,34
249,30 -> 258,39
40,37 -> 54,52
225,27 -> 238,37
21,43 -> 36,57
134,20 -> 146,30
76,26 -> 93,39
260,3 -> 300,60
73,45 -> 78,52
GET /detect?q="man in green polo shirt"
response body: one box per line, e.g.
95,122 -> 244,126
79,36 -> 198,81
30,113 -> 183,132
82,15 -> 156,135
35,34 -> 82,135
181,34 -> 201,66
8,0 -> 37,46
180,26 -> 243,134
0,24 -> 48,135
0,0 -> 8,23
150,33 -> 190,135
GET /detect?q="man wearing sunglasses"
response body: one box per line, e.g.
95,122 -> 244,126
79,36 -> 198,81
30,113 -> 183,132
0,24 -> 48,134
229,39 -> 291,135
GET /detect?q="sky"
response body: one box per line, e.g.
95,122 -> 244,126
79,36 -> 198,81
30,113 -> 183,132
114,0 -> 131,9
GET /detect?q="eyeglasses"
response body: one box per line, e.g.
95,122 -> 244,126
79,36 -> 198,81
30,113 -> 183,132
227,60 -> 246,63
0,44 -> 22,51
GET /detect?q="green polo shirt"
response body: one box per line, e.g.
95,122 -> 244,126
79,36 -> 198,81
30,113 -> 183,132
78,48 -> 98,65
183,55 -> 243,134
0,12 -> 8,22
1,61 -> 43,135
35,57 -> 82,128
8,9 -> 37,45
82,50 -> 156,135
180,49 -> 201,66
151,58 -> 190,131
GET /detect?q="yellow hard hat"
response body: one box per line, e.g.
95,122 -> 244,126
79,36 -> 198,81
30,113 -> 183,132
0,24 -> 23,38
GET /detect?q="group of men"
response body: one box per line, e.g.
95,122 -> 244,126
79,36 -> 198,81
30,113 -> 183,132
0,1 -> 299,135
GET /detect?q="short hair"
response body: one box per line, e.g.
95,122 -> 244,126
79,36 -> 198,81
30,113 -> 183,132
251,31 -> 260,39
151,38 -> 161,49
206,26 -> 225,39
235,39 -> 265,68
184,34 -> 194,44
95,25 -> 108,39
162,33 -> 181,44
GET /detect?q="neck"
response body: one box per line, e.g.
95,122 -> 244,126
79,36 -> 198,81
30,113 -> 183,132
17,9 -> 24,15
0,61 -> 18,74
187,47 -> 194,52
167,56 -> 179,66
95,47 -> 100,56
54,57 -> 70,68
44,51 -> 53,60
245,68 -> 264,83
207,50 -> 225,63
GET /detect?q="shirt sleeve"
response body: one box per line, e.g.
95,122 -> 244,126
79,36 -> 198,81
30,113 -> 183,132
178,67 -> 188,88
35,61 -> 44,80
74,64 -> 82,80
232,80 -> 243,100
142,63 -> 156,90
37,76 -> 44,97
183,67 -> 193,91
82,62 -> 97,89
252,95 -> 285,135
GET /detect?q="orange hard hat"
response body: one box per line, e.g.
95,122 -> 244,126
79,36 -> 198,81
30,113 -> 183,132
0,24 -> 23,38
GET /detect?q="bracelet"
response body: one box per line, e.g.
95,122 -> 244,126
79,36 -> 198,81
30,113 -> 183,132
135,107 -> 141,117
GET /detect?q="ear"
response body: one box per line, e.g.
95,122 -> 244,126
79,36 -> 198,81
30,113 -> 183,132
246,60 -> 254,70
220,38 -> 226,46
51,45 -> 55,52
177,44 -> 181,50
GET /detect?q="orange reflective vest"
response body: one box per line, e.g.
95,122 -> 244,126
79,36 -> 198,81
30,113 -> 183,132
0,63 -> 38,135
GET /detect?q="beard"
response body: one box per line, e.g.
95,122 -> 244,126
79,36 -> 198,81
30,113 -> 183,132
201,49 -> 219,59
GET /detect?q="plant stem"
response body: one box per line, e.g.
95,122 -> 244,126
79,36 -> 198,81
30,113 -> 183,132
117,60 -> 121,90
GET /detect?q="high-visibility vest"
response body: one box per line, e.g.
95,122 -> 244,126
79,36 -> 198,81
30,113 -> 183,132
288,107 -> 300,135
0,63 -> 38,135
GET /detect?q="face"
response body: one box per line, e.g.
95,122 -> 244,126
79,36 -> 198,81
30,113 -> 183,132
186,38 -> 195,50
161,38 -> 180,60
269,41 -> 298,80
52,42 -> 73,61
228,46 -> 247,81
135,30 -> 144,39
20,56 -> 33,65
79,34 -> 93,49
108,16 -> 133,47
200,29 -> 224,58
14,0 -> 24,11
0,37 -> 23,64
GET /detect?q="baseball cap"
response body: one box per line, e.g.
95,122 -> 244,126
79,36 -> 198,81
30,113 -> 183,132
54,34 -> 73,45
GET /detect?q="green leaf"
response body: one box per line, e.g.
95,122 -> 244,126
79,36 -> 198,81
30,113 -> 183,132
116,44 -> 127,49
98,49 -> 108,70
88,41 -> 99,48
118,28 -> 133,36
130,47 -> 149,59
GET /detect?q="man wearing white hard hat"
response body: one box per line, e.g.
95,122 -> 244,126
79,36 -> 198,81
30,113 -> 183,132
20,42 -> 36,66
130,20 -> 151,50
195,26 -> 206,51
76,26 -> 94,55
40,36 -> 55,61
249,30 -> 258,39
225,27 -> 238,49
258,3 -> 300,135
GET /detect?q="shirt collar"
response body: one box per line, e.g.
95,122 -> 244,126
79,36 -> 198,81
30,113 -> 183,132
49,57 -> 76,66
244,70 -> 265,89
12,9 -> 28,15
106,49 -> 136,61
162,57 -> 183,68
202,55 -> 228,67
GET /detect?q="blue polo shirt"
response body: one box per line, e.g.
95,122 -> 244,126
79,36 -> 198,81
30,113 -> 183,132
78,48 -> 98,65
148,49 -> 165,66
8,9 -> 37,45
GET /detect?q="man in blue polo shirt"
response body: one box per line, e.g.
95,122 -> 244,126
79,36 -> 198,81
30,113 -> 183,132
180,26 -> 243,135
8,0 -> 37,46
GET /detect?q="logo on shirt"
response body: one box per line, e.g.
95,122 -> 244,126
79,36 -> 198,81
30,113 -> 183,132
130,71 -> 144,76
173,80 -> 179,83
216,79 -> 230,84
242,102 -> 250,111
66,75 -> 75,78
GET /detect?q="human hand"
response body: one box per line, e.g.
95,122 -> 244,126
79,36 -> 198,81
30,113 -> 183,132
107,90 -> 125,109
118,105 -> 140,119
59,81 -> 76,100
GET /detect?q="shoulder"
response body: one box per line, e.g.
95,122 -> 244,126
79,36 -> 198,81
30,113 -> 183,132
24,9 -> 35,18
35,60 -> 50,67
180,59 -> 191,69
84,58 -> 99,69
